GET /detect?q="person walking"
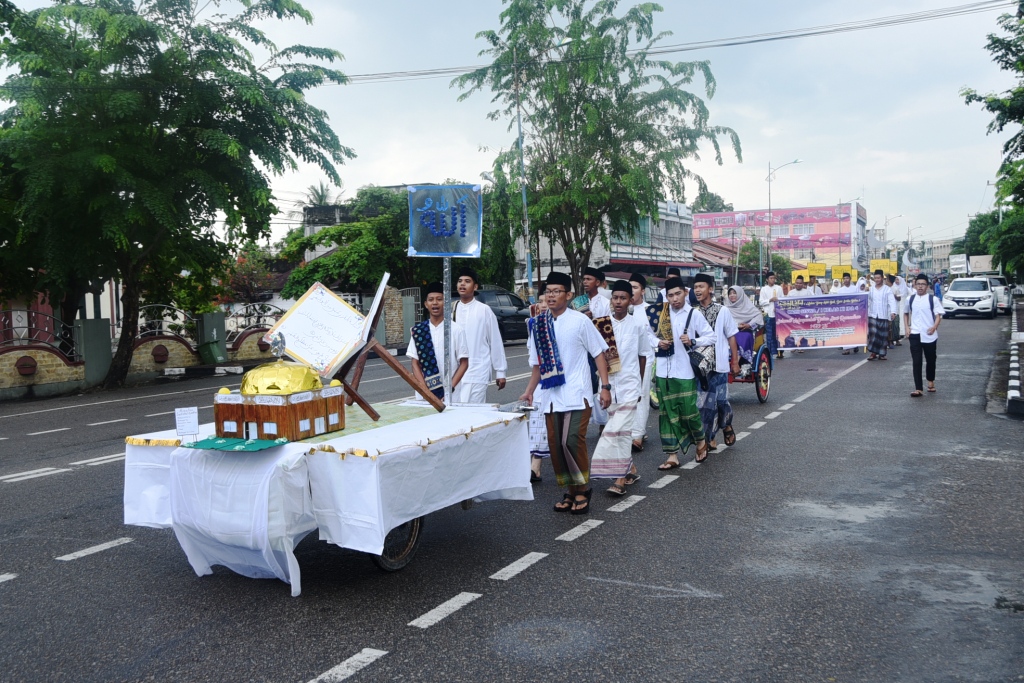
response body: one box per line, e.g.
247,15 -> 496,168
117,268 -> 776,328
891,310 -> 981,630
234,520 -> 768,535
526,284 -> 551,483
904,274 -> 944,397
408,282 -> 469,400
520,271 -> 611,515
759,271 -> 785,359
451,267 -> 507,402
591,280 -> 646,495
652,276 -> 714,468
692,274 -> 740,449
832,273 -> 863,355
628,272 -> 658,452
887,275 -> 907,348
867,269 -> 898,361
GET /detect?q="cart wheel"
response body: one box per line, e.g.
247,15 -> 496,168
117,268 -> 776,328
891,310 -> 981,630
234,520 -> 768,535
371,517 -> 424,572
755,347 -> 771,403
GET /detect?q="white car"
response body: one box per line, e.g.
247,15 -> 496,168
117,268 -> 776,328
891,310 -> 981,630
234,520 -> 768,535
942,277 -> 996,319
986,275 -> 1012,315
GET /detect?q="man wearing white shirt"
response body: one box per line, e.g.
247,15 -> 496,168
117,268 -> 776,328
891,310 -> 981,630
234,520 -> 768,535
692,273 -> 741,449
654,276 -> 715,468
629,272 -> 658,451
521,271 -> 611,515
407,282 -> 469,400
786,275 -> 809,296
832,273 -> 863,355
591,280 -> 647,495
582,267 -> 611,318
807,275 -> 824,296
888,275 -> 908,347
867,269 -> 899,361
451,267 -> 507,402
658,267 -> 682,302
903,274 -> 944,397
759,271 -> 785,359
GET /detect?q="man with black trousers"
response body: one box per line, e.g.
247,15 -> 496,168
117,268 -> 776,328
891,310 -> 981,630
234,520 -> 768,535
903,274 -> 944,398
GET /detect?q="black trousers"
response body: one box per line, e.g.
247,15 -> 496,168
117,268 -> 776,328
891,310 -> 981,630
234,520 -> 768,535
909,333 -> 937,390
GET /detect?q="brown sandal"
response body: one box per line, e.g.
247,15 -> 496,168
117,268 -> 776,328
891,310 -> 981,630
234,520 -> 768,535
911,390 -> 923,398
694,440 -> 709,463
723,426 -> 736,446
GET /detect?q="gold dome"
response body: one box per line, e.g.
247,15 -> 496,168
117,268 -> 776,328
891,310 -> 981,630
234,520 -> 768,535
240,360 -> 323,395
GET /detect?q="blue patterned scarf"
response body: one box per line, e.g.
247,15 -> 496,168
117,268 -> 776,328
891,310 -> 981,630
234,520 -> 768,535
646,302 -> 674,357
411,320 -> 444,398
529,310 -> 566,389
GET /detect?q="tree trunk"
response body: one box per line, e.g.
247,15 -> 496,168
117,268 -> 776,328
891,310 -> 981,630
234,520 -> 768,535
102,270 -> 140,389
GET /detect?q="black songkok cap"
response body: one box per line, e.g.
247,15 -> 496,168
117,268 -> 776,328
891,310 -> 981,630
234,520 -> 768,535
874,269 -> 885,277
693,273 -> 715,286
664,276 -> 685,292
425,282 -> 444,296
629,272 -> 647,289
458,267 -> 480,284
546,271 -> 572,290
667,267 -> 682,277
584,267 -> 603,280
611,280 -> 632,294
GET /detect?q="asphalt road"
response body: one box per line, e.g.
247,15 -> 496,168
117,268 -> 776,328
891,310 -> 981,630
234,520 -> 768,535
1,319 -> 1022,682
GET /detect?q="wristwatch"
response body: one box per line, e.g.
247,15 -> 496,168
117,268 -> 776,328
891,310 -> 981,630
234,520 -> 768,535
601,384 -> 612,391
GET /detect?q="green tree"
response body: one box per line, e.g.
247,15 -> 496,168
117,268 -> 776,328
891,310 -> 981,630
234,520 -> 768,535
0,0 -> 352,387
691,192 -> 734,214
221,242 -> 276,305
480,163 -> 518,290
738,237 -> 791,283
950,212 -> 993,256
455,0 -> 741,292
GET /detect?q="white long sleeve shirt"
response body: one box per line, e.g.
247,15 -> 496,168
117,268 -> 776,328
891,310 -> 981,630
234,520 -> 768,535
654,304 -> 715,380
868,284 -> 898,320
630,301 -> 658,359
607,313 -> 645,404
451,297 -> 507,383
759,284 -> 784,318
527,308 -> 608,413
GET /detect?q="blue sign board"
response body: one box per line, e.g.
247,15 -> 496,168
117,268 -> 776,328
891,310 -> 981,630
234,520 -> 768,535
407,184 -> 483,258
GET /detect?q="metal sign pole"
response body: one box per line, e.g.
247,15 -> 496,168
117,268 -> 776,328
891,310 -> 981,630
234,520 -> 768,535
442,257 -> 452,406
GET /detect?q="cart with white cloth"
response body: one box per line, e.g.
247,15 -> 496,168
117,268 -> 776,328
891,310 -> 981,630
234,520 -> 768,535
124,403 -> 531,596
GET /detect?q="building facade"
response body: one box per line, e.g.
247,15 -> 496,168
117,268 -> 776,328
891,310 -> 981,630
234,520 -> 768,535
917,239 -> 955,276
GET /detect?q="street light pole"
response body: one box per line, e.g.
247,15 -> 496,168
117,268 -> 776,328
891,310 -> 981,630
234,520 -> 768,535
511,46 -> 535,298
765,159 -> 802,284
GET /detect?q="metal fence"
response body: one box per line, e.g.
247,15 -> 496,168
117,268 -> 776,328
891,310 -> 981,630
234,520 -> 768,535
0,310 -> 81,362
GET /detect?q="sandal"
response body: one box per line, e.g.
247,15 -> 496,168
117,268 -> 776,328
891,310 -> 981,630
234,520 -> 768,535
571,489 -> 593,515
607,484 -> 627,496
723,426 -> 736,446
624,472 -> 641,485
910,390 -> 923,398
867,355 -> 877,361
694,440 -> 709,463
927,384 -> 936,393
554,492 -> 573,512
658,459 -> 681,470
631,439 -> 644,452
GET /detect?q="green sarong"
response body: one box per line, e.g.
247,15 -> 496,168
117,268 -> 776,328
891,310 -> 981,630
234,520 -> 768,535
656,376 -> 704,456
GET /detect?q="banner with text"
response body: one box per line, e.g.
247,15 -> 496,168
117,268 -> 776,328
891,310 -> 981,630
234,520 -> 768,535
775,293 -> 868,350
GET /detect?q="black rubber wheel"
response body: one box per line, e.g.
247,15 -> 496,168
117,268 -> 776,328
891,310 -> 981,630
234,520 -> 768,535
755,347 -> 771,403
989,308 -> 997,319
371,517 -> 424,572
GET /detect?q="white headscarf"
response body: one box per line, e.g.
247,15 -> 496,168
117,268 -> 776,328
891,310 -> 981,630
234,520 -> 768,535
725,286 -> 764,328
857,277 -> 869,292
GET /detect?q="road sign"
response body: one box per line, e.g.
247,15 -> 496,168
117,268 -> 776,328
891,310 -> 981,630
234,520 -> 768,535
949,253 -> 967,274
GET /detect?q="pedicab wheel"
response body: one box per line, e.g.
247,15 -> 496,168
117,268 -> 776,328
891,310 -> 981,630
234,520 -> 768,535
755,347 -> 771,403
371,517 -> 424,572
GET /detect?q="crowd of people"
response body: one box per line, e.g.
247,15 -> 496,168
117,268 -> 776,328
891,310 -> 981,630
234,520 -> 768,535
409,264 -> 944,517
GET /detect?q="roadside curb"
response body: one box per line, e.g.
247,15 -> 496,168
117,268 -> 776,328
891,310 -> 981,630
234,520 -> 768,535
1007,301 -> 1023,417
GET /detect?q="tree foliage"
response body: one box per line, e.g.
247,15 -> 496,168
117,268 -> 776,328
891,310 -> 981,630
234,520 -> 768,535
950,211 -> 993,256
738,237 -> 791,283
691,191 -> 733,214
0,0 -> 352,387
455,0 -> 741,291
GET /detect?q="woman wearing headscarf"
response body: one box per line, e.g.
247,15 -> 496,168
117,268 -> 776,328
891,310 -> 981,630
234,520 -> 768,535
724,286 -> 764,371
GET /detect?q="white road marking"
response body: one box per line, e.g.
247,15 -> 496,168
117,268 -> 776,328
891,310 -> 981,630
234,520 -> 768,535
764,412 -> 782,419
0,437 -> 7,441
748,421 -> 767,430
555,519 -> 603,541
55,537 -> 133,561
0,468 -> 57,481
0,573 -> 16,584
0,384 -> 241,419
682,460 -> 700,470
793,359 -> 869,402
87,419 -> 127,426
307,649 -> 389,683
607,495 -> 645,512
648,475 -> 679,489
586,576 -> 723,598
4,469 -> 73,483
26,428 -> 70,436
69,453 -> 126,466
780,403 -> 796,410
145,410 -> 175,417
408,592 -> 482,628
489,552 -> 548,580
733,431 -> 751,441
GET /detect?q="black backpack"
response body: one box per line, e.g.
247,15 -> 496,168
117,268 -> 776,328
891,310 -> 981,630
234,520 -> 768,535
906,293 -> 935,315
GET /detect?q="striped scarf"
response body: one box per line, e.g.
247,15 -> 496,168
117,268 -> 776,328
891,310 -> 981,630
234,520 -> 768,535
530,310 -> 566,389
411,320 -> 444,398
646,302 -> 674,357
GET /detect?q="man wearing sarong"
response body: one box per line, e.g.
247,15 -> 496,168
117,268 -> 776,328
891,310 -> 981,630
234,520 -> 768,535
591,281 -> 646,495
653,277 -> 714,469
526,284 -> 550,483
628,272 -> 658,451
408,282 -> 469,400
759,271 -> 785,359
832,273 -> 863,355
451,267 -> 507,402
888,275 -> 907,347
867,269 -> 898,361
692,274 -> 740,450
521,271 -> 611,515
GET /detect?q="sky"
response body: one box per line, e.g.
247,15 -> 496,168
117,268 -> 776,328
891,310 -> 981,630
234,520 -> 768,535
12,0 -> 1020,246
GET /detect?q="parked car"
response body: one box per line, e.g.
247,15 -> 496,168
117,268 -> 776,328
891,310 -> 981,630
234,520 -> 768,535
986,275 -> 1012,315
942,277 -> 996,319
475,286 -> 530,341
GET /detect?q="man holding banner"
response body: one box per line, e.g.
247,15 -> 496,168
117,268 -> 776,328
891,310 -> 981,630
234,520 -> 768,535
833,273 -> 863,355
867,269 -> 899,361
759,272 -> 785,359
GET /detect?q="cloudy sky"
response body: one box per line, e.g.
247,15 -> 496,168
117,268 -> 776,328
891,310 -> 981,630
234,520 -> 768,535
14,1 -> 1020,245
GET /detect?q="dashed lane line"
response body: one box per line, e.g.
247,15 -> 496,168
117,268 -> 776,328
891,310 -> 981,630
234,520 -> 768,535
87,419 -> 127,427
306,649 -> 389,683
748,421 -> 767,430
0,573 -> 17,584
489,552 -> 548,580
555,519 -> 603,542
26,428 -> 70,436
0,384 -> 241,419
0,468 -> 57,481
733,431 -> 751,441
408,592 -> 482,629
648,475 -> 679,489
682,460 -> 700,470
764,412 -> 782,419
69,453 -> 126,466
4,469 -> 73,483
55,538 -> 133,562
607,495 -> 645,513
780,403 -> 796,410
